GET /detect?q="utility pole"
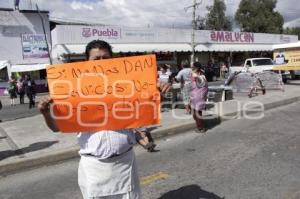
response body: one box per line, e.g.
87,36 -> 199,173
36,4 -> 53,65
185,0 -> 202,64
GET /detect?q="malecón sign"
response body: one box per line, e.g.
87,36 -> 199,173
210,31 -> 255,43
81,27 -> 121,39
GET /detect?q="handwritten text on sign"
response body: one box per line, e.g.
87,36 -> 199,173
47,55 -> 160,133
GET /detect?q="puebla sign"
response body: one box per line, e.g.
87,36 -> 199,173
82,27 -> 121,39
210,31 -> 255,43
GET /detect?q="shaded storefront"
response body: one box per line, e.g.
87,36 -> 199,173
51,25 -> 297,72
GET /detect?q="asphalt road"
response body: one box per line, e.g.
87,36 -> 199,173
0,102 -> 299,199
0,103 -> 40,122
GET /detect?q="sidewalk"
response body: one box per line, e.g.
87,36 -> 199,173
0,83 -> 300,175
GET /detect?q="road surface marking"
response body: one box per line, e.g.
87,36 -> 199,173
140,171 -> 169,186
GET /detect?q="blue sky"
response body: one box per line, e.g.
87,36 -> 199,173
0,0 -> 299,28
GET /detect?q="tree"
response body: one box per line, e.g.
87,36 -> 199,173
205,0 -> 232,31
235,0 -> 284,33
195,16 -> 206,30
284,27 -> 300,40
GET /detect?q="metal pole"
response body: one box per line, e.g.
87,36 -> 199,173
185,0 -> 202,65
191,0 -> 196,64
36,4 -> 52,65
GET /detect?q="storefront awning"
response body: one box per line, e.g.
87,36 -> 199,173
112,44 -> 192,52
273,41 -> 300,50
53,43 -> 192,57
0,60 -> 9,70
10,64 -> 48,72
195,44 -> 273,52
195,45 -> 209,51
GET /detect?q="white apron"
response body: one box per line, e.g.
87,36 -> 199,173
78,149 -> 141,199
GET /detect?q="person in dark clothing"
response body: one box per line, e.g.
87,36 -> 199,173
17,75 -> 26,104
24,74 -> 36,109
8,76 -> 18,106
206,60 -> 216,82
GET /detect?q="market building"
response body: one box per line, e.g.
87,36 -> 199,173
0,7 -> 51,95
51,25 -> 298,69
0,8 -> 298,95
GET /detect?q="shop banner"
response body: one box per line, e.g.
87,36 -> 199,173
46,54 -> 160,133
273,48 -> 300,70
21,34 -> 49,59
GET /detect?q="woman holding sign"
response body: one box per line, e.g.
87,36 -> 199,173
38,40 -> 141,199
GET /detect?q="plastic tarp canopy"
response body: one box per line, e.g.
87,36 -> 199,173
0,60 -> 9,70
226,72 -> 256,93
196,44 -> 273,52
225,71 -> 283,94
255,71 -> 284,91
54,43 -> 192,57
10,63 -> 48,72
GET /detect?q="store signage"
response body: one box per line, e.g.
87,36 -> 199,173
280,35 -> 291,43
273,48 -> 300,70
81,27 -> 121,39
21,34 -> 49,59
210,31 -> 255,43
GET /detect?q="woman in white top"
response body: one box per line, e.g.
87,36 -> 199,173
38,40 -> 141,199
158,64 -> 172,94
175,60 -> 192,114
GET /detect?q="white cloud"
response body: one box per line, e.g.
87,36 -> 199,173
70,1 -> 93,10
284,18 -> 300,28
1,0 -> 299,28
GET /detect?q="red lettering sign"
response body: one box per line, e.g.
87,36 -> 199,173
210,31 -> 255,43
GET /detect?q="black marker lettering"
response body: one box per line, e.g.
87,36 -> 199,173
124,60 -> 133,74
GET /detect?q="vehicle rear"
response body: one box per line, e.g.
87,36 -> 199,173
248,58 -> 274,73
273,42 -> 300,81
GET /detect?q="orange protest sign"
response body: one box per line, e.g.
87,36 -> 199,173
46,55 -> 160,133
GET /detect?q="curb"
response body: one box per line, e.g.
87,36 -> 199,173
0,146 -> 79,176
219,96 -> 300,122
0,95 -> 300,175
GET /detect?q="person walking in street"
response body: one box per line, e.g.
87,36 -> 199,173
8,76 -> 18,106
175,59 -> 192,114
190,62 -> 208,133
17,75 -> 26,104
24,74 -> 36,109
38,40 -> 141,199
